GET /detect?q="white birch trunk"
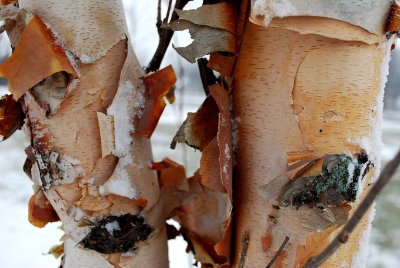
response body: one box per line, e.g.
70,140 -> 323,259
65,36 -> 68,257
19,1 -> 168,267
231,1 -> 394,266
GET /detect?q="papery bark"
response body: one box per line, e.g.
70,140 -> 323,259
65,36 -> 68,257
231,8 -> 393,268
18,0 -> 169,267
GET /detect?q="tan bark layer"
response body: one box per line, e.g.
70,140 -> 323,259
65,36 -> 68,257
231,18 -> 391,267
18,0 -> 168,267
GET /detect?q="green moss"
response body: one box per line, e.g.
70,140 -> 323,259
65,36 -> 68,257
315,154 -> 354,195
281,153 -> 371,208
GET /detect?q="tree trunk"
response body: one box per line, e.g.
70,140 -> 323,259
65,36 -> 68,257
231,2 -> 394,267
16,0 -> 168,267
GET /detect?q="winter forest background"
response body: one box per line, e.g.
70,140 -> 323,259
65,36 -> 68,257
0,0 -> 400,267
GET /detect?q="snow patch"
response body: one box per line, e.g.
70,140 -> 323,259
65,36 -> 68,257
74,208 -> 86,222
222,163 -> 228,176
108,81 -> 135,158
79,53 -> 95,64
105,221 -> 121,235
356,158 -> 371,198
347,158 -> 356,186
62,155 -> 81,166
224,143 -> 231,161
66,78 -> 80,96
347,37 -> 394,183
252,0 -> 295,26
351,205 -> 375,267
49,152 -> 79,185
44,21 -> 80,75
99,154 -> 138,199
134,88 -> 146,118
31,163 -> 43,187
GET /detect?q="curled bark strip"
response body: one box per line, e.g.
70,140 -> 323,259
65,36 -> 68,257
209,84 -> 233,201
171,95 -> 219,150
200,137 -> 226,193
164,19 -> 237,63
28,189 -> 60,228
0,94 -> 24,141
0,0 -> 17,6
20,0 -> 127,63
137,65 -> 177,138
170,84 -> 233,264
30,72 -> 78,116
48,243 -> 64,259
214,217 -> 232,263
175,2 -> 237,34
152,158 -> 188,191
386,1 -> 400,33
141,158 -> 188,230
174,173 -> 232,266
97,112 -> 115,158
0,16 -> 77,100
208,52 -> 236,76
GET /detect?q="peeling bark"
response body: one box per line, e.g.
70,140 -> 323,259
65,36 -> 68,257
12,0 -> 171,267
231,15 -> 393,267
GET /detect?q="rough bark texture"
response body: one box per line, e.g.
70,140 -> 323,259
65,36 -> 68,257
19,1 -> 168,267
231,17 -> 393,267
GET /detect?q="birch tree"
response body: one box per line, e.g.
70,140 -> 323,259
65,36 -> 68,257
0,0 -> 398,267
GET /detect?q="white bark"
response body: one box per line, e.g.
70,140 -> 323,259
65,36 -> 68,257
231,8 -> 393,267
20,1 -> 168,267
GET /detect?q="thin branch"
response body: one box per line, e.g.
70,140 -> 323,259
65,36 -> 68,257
164,0 -> 173,24
266,236 -> 289,268
146,0 -> 190,73
156,0 -> 162,34
303,149 -> 400,268
197,58 -> 217,96
238,231 -> 249,268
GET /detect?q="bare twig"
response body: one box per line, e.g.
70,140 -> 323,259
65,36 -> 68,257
197,58 -> 217,96
238,231 -> 249,268
303,149 -> 400,268
146,0 -> 190,73
266,236 -> 289,268
164,0 -> 173,24
156,0 -> 162,33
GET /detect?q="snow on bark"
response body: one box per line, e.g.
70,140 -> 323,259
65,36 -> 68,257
12,1 -> 166,267
107,81 -> 135,158
231,9 -> 394,266
251,0 -> 392,34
